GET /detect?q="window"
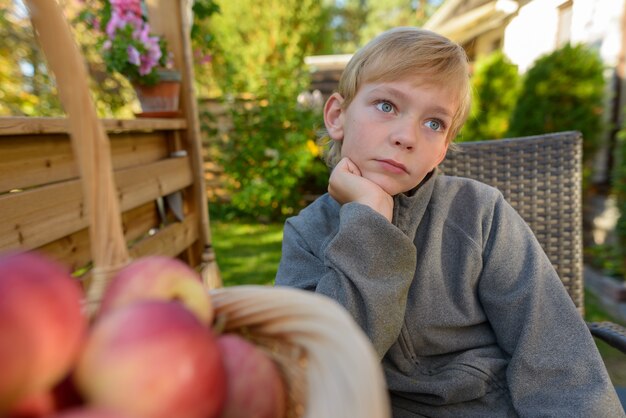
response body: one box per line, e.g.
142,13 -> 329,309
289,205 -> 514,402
556,0 -> 573,47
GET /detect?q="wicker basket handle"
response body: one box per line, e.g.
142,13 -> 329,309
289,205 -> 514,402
25,0 -> 129,313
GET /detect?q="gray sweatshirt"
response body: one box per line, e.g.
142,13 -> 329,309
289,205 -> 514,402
275,171 -> 625,417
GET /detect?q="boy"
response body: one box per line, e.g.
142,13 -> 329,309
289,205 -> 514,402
275,27 -> 625,416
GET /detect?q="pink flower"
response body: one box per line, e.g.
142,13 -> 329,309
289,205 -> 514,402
94,0 -> 173,85
110,0 -> 142,18
138,36 -> 162,75
105,12 -> 125,38
127,46 -> 141,66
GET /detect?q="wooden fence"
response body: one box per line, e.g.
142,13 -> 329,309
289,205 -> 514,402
0,117 -> 208,281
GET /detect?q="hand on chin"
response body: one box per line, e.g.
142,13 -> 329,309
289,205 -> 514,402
329,158 -> 394,221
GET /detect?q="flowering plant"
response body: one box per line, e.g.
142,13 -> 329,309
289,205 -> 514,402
98,0 -> 174,86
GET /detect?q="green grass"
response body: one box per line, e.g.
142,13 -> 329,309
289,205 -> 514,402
211,220 -> 626,386
210,220 -> 284,287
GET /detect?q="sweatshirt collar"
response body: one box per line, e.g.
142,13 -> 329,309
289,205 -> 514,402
392,168 -> 438,239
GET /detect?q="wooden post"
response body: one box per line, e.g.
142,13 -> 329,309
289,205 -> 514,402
145,0 -> 222,288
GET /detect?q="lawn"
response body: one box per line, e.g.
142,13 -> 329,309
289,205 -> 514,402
210,220 -> 284,287
211,220 -> 626,386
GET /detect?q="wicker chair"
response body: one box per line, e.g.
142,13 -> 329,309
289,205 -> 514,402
439,131 -> 626,353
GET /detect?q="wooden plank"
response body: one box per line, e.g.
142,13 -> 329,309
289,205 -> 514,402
36,202 -> 160,272
0,134 -> 75,193
0,156 -> 193,252
129,213 -> 199,259
38,227 -> 91,273
78,213 -> 198,288
115,156 -> 193,211
110,132 -> 171,169
0,117 -> 187,136
121,201 -> 162,243
0,132 -> 170,193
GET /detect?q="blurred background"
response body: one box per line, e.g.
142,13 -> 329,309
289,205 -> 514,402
1,0 -> 625,389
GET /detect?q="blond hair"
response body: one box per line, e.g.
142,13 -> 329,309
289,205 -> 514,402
323,27 -> 471,168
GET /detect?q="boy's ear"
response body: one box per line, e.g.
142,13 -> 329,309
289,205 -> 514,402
324,93 -> 345,141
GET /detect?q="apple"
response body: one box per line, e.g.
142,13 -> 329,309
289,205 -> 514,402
49,407 -> 134,418
6,389 -> 55,418
217,334 -> 287,418
98,256 -> 212,324
74,300 -> 226,418
0,252 -> 86,414
7,371 -> 84,418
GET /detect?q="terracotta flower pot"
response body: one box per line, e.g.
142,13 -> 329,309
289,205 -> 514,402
133,69 -> 181,115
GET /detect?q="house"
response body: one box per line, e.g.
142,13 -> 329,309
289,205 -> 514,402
424,0 -> 626,186
425,0 -> 623,73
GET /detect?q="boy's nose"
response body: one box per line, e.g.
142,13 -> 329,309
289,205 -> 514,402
391,121 -> 418,150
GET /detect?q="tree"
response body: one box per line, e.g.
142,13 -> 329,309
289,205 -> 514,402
207,0 -> 328,219
507,44 -> 605,165
0,0 -> 137,117
0,0 -> 62,116
460,51 -> 520,141
358,0 -> 441,45
325,0 -> 443,54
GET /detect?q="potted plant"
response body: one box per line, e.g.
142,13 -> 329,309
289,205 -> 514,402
97,0 -> 181,115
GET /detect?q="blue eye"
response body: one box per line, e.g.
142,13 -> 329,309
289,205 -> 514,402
375,101 -> 394,113
425,120 -> 443,131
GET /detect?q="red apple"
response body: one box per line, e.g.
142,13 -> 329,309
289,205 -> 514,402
74,300 -> 226,418
49,407 -> 134,418
0,252 -> 86,414
217,334 -> 287,418
7,371 -> 84,418
6,389 -> 55,418
98,256 -> 212,324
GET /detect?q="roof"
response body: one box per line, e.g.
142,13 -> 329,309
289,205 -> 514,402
424,0 -> 520,44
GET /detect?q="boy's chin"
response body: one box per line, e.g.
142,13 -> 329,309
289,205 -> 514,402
365,175 -> 416,197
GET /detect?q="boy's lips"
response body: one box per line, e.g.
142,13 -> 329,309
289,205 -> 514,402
377,159 -> 408,174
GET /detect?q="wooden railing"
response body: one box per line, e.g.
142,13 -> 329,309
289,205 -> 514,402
0,116 -> 209,284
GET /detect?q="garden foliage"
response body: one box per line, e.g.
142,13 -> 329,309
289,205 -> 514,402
507,43 -> 605,163
460,51 -> 519,142
206,0 -> 328,220
613,125 -> 626,277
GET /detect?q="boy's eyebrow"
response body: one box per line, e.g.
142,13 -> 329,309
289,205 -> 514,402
369,85 -> 455,119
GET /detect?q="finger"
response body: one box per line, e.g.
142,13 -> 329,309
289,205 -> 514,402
342,157 -> 362,176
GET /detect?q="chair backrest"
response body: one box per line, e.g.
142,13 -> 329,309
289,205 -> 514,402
439,131 -> 584,312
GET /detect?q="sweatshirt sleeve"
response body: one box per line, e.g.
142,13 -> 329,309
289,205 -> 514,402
275,201 -> 417,360
478,193 -> 624,416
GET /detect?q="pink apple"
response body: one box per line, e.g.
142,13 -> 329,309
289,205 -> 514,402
49,407 -> 134,418
7,371 -> 84,418
98,256 -> 212,324
0,252 -> 86,414
217,334 -> 287,418
74,300 -> 226,418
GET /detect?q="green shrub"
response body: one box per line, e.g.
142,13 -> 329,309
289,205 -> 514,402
218,92 -> 325,221
507,43 -> 605,162
205,0 -> 328,221
613,125 -> 626,278
460,51 -> 520,142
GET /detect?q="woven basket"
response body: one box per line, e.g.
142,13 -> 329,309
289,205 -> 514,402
26,1 -> 391,417
211,286 -> 391,418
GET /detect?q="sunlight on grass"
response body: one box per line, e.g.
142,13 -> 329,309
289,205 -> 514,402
210,221 -> 283,287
